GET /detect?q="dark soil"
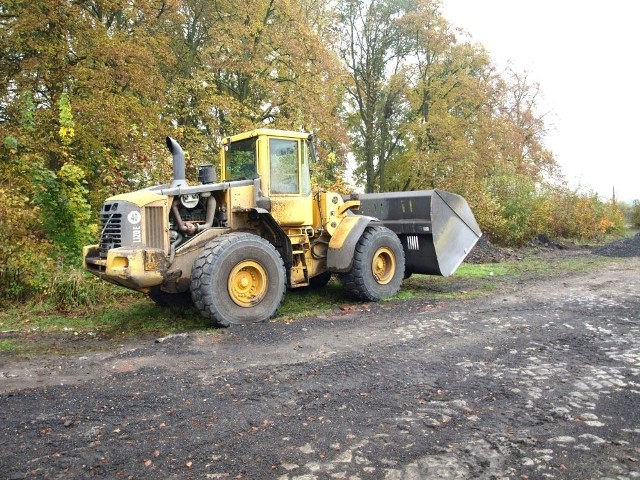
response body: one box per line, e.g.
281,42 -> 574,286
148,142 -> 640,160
464,234 -> 592,264
463,236 -> 518,264
1,235 -> 639,479
2,256 -> 638,479
594,231 -> 640,257
467,231 -> 640,265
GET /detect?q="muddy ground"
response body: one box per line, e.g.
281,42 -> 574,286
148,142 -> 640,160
1,238 -> 639,480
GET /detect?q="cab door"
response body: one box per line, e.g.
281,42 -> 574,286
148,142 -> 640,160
267,137 -> 313,226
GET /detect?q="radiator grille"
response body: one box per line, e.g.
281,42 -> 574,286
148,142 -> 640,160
145,206 -> 165,249
99,203 -> 122,257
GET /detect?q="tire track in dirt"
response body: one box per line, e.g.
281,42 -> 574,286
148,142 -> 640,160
1,256 -> 639,479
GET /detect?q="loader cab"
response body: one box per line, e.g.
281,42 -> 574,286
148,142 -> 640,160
222,129 -> 314,226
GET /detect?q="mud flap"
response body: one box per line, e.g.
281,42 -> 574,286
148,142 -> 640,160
326,215 -> 376,272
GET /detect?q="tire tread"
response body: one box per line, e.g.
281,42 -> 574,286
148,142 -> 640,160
190,233 -> 285,327
339,225 -> 405,301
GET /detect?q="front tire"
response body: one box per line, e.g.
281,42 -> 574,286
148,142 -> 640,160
191,233 -> 286,327
339,225 -> 405,301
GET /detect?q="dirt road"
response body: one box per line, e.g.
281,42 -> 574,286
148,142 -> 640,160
1,253 -> 639,479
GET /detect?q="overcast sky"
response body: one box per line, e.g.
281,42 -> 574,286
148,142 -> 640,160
441,0 -> 639,202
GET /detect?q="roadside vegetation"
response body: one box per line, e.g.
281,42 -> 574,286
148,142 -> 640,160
0,237 -> 630,359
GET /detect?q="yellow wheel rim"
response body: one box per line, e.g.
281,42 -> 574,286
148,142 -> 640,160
228,261 -> 268,307
372,247 -> 395,285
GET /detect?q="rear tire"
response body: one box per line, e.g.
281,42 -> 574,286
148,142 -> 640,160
190,233 -> 286,327
339,225 -> 405,301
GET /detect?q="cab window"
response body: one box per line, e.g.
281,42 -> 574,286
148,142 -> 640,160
225,137 -> 258,181
270,138 -> 299,194
301,140 -> 311,195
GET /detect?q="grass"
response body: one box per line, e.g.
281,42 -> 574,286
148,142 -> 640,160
0,247 -> 626,359
0,339 -> 18,352
0,294 -> 209,336
279,281 -> 347,320
504,251 -> 613,278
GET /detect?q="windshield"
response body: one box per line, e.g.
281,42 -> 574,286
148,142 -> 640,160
225,137 -> 258,181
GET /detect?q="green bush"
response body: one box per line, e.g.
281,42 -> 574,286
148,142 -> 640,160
474,177 -> 626,246
544,188 -> 624,241
483,169 -> 549,246
631,200 -> 640,228
44,267 -> 137,312
0,182 -> 56,301
31,162 -> 97,265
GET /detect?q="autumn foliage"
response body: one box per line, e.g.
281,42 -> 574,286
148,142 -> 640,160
0,0 -> 628,302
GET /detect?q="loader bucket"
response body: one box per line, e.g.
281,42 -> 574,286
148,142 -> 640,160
353,189 -> 482,276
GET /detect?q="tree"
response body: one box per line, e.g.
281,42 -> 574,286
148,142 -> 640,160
337,0 -> 415,193
491,69 -> 556,179
165,0 -> 348,177
0,0 -> 178,199
0,0 -> 349,296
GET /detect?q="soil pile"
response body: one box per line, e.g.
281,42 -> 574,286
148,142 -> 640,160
464,236 -> 516,264
465,234 -> 590,265
594,232 -> 640,257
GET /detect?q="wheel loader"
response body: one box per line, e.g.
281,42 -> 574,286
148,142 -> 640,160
83,128 -> 482,327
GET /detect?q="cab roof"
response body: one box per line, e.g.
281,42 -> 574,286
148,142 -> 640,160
222,128 -> 311,145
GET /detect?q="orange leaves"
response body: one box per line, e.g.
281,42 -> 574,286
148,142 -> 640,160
597,216 -> 616,234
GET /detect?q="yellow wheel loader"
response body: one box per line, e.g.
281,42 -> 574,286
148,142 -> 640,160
83,129 -> 482,327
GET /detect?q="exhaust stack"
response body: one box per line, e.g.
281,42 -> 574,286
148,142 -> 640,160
166,137 -> 188,188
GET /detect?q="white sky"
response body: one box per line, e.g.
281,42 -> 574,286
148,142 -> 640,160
441,0 -> 640,202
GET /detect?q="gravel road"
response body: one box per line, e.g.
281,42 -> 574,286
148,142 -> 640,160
1,251 -> 639,479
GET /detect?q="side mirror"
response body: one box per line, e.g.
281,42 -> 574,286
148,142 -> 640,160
308,133 -> 319,163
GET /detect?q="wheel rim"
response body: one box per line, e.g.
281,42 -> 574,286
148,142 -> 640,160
371,247 -> 395,285
228,260 -> 268,307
